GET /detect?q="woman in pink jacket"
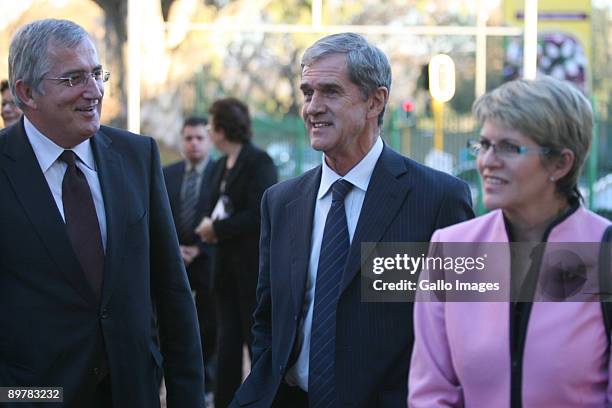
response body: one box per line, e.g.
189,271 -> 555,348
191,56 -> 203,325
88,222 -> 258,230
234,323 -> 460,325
409,76 -> 612,407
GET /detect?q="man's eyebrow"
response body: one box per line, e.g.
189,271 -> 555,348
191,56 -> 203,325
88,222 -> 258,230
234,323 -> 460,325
60,65 -> 103,76
320,83 -> 342,92
299,82 -> 341,92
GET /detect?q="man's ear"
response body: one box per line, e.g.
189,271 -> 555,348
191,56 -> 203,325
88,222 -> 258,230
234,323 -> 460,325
367,86 -> 389,121
549,148 -> 575,181
14,79 -> 37,110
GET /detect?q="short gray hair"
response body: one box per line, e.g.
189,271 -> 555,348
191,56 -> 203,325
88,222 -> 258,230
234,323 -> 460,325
9,19 -> 91,109
473,76 -> 593,202
301,32 -> 391,126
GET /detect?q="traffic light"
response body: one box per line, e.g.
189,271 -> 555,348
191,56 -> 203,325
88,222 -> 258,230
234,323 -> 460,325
402,99 -> 416,127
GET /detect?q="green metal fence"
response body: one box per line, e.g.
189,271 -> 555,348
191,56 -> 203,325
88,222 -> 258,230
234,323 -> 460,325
251,110 -> 612,218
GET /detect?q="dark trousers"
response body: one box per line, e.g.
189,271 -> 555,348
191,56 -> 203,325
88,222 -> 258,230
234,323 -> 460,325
213,283 -> 256,408
272,382 -> 308,408
194,284 -> 217,392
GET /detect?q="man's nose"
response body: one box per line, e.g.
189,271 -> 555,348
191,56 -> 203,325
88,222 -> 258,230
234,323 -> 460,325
306,92 -> 325,115
83,74 -> 103,98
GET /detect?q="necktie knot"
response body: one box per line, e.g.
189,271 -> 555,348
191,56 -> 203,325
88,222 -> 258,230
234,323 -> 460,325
331,179 -> 353,202
59,150 -> 77,167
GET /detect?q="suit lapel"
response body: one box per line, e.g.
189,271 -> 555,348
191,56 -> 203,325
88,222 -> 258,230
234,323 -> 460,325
169,162 -> 186,218
91,130 -> 125,306
1,122 -> 97,305
341,147 -> 411,293
286,167 -> 321,315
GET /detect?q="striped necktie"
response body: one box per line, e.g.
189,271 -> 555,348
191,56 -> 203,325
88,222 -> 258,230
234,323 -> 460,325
178,168 -> 199,243
309,179 -> 353,407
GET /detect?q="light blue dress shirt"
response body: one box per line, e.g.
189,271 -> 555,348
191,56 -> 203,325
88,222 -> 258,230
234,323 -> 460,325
24,116 -> 108,251
285,136 -> 384,390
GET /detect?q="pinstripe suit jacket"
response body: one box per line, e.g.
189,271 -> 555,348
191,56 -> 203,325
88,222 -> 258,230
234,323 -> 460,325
235,145 -> 474,407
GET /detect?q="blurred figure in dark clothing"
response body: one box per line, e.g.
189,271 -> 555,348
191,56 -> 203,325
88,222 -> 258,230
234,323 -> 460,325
196,98 -> 278,408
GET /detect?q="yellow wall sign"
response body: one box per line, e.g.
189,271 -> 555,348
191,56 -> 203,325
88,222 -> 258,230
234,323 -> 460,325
503,0 -> 592,93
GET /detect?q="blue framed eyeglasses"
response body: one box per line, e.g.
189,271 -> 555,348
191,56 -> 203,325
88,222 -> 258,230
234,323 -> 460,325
467,139 -> 554,158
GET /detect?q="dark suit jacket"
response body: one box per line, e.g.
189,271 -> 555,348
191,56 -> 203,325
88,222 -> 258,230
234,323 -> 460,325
163,159 -> 215,289
0,120 -> 204,407
234,145 -> 474,407
207,141 -> 277,294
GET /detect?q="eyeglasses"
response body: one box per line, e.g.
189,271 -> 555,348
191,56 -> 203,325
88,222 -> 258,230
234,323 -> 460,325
44,69 -> 110,87
467,139 -> 554,158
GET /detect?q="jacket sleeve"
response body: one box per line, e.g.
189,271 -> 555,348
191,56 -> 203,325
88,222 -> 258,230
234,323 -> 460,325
250,188 -> 273,364
433,178 -> 474,231
409,230 -> 463,407
148,138 -> 205,407
213,152 -> 278,242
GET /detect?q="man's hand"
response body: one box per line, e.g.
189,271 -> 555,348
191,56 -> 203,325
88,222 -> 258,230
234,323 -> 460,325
180,245 -> 200,266
195,217 -> 218,244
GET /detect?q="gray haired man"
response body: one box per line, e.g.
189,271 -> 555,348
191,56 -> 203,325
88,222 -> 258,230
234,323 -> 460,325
0,19 -> 204,407
232,33 -> 473,407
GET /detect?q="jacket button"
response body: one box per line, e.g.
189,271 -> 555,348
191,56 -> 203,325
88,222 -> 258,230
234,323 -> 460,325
93,367 -> 100,376
294,315 -> 298,321
100,309 -> 109,319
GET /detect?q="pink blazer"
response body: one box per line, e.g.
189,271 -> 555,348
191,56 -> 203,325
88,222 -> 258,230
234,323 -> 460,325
409,207 -> 612,407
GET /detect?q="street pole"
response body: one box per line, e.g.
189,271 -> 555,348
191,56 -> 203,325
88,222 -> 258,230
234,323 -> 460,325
127,0 -> 142,134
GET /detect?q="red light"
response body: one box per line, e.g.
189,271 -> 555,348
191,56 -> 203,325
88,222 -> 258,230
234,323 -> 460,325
402,100 -> 415,113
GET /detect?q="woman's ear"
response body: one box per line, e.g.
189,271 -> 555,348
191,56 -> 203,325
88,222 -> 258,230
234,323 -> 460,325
549,148 -> 575,181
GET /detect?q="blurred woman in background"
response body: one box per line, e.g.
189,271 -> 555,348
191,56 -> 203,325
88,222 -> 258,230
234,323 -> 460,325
1,80 -> 22,127
196,97 -> 277,408
409,76 -> 612,407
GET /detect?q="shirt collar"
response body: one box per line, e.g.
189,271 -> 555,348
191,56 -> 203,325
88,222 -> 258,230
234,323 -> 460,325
317,136 -> 384,200
185,157 -> 209,174
24,116 -> 97,172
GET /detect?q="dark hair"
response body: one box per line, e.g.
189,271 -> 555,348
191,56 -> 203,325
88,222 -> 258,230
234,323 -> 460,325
209,97 -> 252,143
182,116 -> 208,130
0,80 -> 8,93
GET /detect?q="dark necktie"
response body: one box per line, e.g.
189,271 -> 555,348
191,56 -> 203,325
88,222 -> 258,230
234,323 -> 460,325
59,150 -> 104,299
178,168 -> 199,243
309,179 -> 353,408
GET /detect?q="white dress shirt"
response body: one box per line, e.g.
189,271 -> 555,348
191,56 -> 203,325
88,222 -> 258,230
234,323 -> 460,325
24,116 -> 108,251
285,136 -> 384,390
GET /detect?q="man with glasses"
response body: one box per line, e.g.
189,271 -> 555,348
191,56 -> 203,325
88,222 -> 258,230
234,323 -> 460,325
1,79 -> 22,127
0,19 -> 204,407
